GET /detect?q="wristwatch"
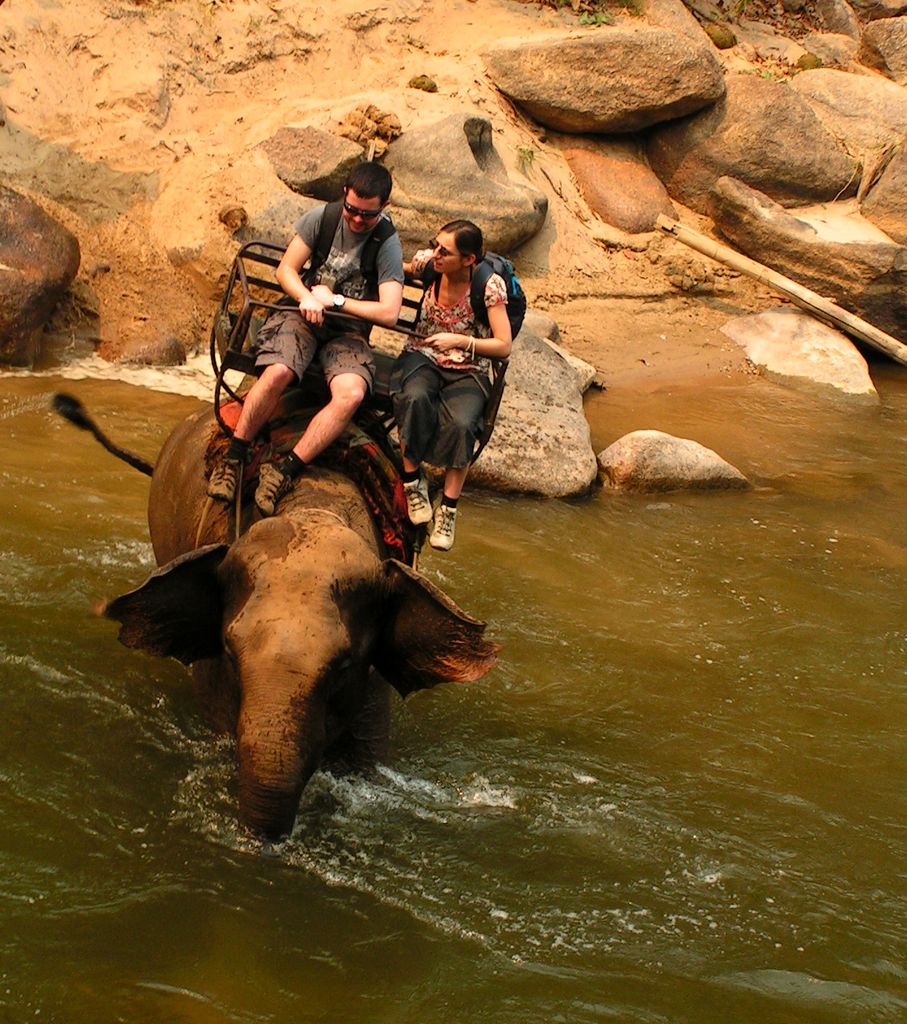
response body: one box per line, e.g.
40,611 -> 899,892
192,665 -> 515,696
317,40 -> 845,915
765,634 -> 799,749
332,293 -> 346,309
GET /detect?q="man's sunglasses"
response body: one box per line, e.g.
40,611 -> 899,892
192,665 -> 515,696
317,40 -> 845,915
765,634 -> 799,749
429,238 -> 459,258
343,200 -> 382,220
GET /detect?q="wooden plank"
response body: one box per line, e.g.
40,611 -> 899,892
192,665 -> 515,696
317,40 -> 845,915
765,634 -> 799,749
656,215 -> 907,367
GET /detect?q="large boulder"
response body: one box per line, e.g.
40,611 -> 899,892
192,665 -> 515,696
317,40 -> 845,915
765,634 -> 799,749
258,126 -> 364,200
861,142 -> 907,244
559,135 -> 676,234
800,31 -> 860,66
816,0 -> 861,37
0,186 -> 80,366
469,331 -> 598,497
789,68 -> 907,154
851,0 -> 907,19
860,17 -> 907,85
481,28 -> 724,134
519,309 -> 596,387
597,430 -> 750,492
709,176 -> 907,342
647,74 -> 859,213
720,308 -> 879,399
382,115 -> 547,254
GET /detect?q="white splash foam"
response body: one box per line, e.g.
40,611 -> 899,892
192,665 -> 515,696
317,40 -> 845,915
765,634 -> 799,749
1,351 -> 217,400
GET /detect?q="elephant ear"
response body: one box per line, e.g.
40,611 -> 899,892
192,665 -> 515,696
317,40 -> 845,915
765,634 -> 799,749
102,544 -> 229,665
373,559 -> 499,697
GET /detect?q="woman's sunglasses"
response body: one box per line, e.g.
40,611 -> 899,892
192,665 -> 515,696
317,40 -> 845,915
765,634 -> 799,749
429,239 -> 459,258
343,201 -> 381,220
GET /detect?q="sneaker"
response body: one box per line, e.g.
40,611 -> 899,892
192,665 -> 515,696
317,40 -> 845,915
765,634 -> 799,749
208,457 -> 242,502
255,463 -> 293,516
403,476 -> 433,526
429,504 -> 457,551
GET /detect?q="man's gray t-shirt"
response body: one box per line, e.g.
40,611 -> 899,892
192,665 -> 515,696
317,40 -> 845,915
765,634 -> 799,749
293,205 -> 404,301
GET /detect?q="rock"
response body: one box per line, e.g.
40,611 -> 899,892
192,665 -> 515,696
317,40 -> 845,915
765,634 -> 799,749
540,336 -> 598,392
851,0 -> 907,19
521,310 -> 560,342
382,115 -> 547,253
647,74 -> 860,214
337,103 -> 401,159
408,75 -> 438,92
0,186 -> 80,366
218,205 -> 248,232
816,0 -> 861,37
245,192 -> 321,250
861,141 -> 907,243
709,176 -> 907,341
704,23 -> 737,48
860,17 -> 907,85
664,256 -> 714,291
118,333 -> 187,367
559,135 -> 676,234
597,430 -> 750,492
481,28 -> 724,134
258,126 -> 364,200
469,331 -> 597,496
720,308 -> 879,398
641,0 -> 708,42
734,19 -> 808,64
790,68 -> 907,155
799,32 -> 860,67
798,52 -> 824,70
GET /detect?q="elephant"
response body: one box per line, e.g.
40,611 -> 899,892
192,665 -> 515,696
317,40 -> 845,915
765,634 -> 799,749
57,394 -> 498,840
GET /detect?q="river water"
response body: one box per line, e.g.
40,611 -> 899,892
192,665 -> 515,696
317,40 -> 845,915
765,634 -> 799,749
1,343 -> 905,1023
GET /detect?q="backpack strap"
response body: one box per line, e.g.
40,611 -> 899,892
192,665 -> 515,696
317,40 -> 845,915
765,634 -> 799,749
360,214 -> 396,300
468,259 -> 494,329
302,200 -> 343,287
414,262 -> 439,318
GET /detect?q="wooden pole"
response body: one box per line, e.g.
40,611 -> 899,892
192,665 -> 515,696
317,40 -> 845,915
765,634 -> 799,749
656,214 -> 907,367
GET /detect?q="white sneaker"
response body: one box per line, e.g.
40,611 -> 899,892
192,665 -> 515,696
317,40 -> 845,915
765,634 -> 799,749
403,476 -> 433,525
430,504 -> 457,550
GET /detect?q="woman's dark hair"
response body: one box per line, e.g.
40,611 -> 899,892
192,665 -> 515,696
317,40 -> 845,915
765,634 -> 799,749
441,219 -> 484,262
345,162 -> 393,203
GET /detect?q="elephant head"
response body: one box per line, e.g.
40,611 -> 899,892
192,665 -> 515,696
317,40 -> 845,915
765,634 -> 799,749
103,516 -> 497,839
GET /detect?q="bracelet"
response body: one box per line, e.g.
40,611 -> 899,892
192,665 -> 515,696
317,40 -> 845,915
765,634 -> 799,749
469,337 -> 476,360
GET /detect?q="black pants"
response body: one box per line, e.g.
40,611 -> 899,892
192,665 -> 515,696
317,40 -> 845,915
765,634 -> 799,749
391,350 -> 490,468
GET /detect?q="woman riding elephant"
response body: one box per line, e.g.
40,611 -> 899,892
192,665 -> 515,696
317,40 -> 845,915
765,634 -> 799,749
392,220 -> 513,551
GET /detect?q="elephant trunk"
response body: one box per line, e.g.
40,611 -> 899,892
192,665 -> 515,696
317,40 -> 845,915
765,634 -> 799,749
236,689 -> 326,841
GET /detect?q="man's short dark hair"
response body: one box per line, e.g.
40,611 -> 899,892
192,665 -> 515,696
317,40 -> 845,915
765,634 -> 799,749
344,162 -> 393,204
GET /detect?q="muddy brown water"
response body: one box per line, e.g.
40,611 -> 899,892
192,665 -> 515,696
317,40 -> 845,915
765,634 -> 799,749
1,344 -> 905,1023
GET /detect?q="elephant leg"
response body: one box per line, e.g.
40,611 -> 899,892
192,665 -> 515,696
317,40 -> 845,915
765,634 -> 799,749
325,672 -> 392,776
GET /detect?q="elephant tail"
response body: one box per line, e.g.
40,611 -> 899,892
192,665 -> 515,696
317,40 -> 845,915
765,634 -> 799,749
51,392 -> 155,477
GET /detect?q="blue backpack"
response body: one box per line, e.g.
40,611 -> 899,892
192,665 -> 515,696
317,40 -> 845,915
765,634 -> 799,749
420,252 -> 526,339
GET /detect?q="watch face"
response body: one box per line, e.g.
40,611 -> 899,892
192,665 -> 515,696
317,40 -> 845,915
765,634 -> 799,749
334,295 -> 344,307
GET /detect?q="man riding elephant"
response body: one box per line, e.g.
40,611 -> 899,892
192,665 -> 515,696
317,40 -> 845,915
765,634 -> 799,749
207,161 -> 404,516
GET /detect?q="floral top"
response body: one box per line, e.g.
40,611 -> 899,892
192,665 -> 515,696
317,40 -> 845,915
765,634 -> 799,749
407,249 -> 507,374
